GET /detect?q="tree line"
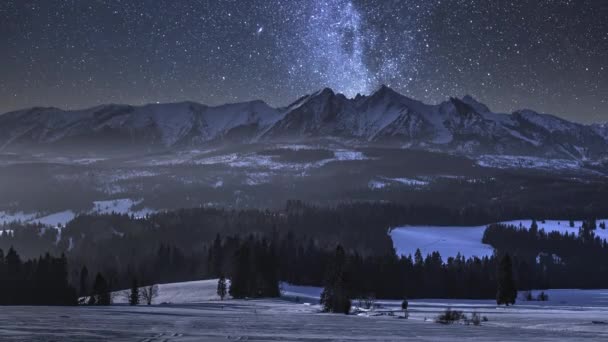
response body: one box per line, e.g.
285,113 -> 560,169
1,202 -> 608,303
0,247 -> 77,305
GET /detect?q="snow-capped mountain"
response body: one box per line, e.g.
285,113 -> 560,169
0,100 -> 281,151
0,86 -> 606,161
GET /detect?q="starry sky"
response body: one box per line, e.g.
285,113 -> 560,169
1,0 -> 606,122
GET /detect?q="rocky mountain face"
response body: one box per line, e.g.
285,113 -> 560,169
1,86 -> 606,160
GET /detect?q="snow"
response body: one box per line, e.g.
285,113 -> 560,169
391,219 -> 608,261
0,198 -> 156,228
0,211 -> 37,225
113,279 -> 230,305
391,225 -> 494,260
477,154 -> 583,171
503,127 -> 541,146
369,177 -> 429,190
191,149 -> 366,172
92,198 -> 155,218
333,150 -> 366,161
500,219 -> 608,241
281,283 -> 323,303
389,177 -> 429,186
245,172 -> 272,185
368,180 -> 388,189
19,278 -> 606,341
517,110 -> 574,133
35,210 -> 75,227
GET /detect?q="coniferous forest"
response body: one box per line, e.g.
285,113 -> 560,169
0,247 -> 77,305
1,202 -> 608,304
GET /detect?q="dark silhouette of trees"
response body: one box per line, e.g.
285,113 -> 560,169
229,237 -> 279,299
496,254 -> 516,306
4,204 -> 608,303
91,273 -> 111,305
140,285 -> 158,305
129,278 -> 140,305
217,275 -> 227,300
0,247 -> 77,305
79,265 -> 89,297
321,245 -> 351,314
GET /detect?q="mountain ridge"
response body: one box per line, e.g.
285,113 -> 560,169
1,86 -> 607,161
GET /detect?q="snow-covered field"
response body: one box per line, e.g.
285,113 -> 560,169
112,279 -> 229,305
3,280 -> 608,341
390,225 -> 494,260
391,219 -> 608,260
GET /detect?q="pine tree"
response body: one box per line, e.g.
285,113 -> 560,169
5,247 -> 22,305
229,243 -> 250,299
496,254 -> 517,306
217,275 -> 227,300
92,273 -> 111,305
210,234 -> 223,277
530,219 -> 538,236
129,278 -> 140,305
79,265 -> 89,297
320,245 -> 351,314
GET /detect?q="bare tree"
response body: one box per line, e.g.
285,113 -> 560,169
140,285 -> 159,305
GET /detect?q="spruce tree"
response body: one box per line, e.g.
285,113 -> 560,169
217,275 -> 227,300
496,254 -> 517,306
229,243 -> 251,299
129,278 -> 140,305
210,234 -> 223,277
320,245 -> 351,314
92,273 -> 111,305
79,265 -> 89,298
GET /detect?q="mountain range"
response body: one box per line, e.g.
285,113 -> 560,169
1,85 -> 607,161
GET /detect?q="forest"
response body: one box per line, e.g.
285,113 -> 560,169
1,202 -> 608,303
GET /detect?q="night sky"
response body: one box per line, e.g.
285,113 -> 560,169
1,0 -> 606,122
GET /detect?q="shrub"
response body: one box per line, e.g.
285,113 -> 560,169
436,309 -> 465,324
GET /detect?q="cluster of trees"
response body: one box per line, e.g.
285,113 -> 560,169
483,220 -> 608,289
227,237 -> 280,299
2,201 -> 608,306
0,247 -> 77,305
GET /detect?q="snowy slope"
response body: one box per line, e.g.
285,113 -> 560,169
112,279 -> 229,304
0,100 -> 281,149
390,225 -> 494,260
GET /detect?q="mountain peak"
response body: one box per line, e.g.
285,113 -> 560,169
314,87 -> 335,97
373,84 -> 399,97
461,95 -> 490,113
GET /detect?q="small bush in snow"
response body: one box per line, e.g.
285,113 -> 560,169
359,295 -> 376,310
436,309 -> 465,324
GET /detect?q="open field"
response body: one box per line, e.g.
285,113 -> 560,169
2,282 -> 608,341
1,299 -> 607,341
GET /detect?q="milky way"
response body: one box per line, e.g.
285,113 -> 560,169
1,0 -> 606,122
